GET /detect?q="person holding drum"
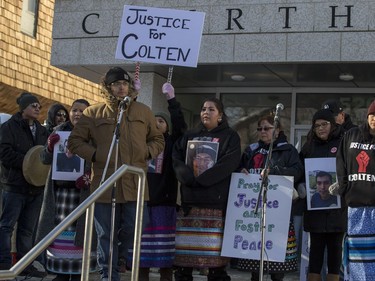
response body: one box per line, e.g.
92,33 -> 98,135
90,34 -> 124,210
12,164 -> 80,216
0,92 -> 48,277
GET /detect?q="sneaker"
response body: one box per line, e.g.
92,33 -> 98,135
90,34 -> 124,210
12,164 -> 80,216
19,264 -> 48,278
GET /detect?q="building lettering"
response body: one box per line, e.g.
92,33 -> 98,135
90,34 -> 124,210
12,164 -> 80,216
330,5 -> 353,28
81,3 -> 360,35
82,13 -> 99,34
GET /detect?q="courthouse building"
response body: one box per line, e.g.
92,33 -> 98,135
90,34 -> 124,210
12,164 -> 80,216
3,0 -> 375,148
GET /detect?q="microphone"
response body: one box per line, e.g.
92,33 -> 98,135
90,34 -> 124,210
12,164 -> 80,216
120,96 -> 132,110
275,103 -> 284,120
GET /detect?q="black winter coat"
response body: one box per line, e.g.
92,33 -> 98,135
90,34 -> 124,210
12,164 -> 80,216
0,112 -> 48,194
300,125 -> 347,233
147,98 -> 187,206
172,120 -> 241,210
240,132 -> 303,182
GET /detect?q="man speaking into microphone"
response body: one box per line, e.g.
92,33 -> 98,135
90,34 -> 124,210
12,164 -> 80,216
68,66 -> 164,281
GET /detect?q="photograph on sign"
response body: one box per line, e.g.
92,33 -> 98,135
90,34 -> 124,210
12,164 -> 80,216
52,131 -> 84,181
305,158 -> 340,210
221,173 -> 294,262
185,140 -> 219,177
115,5 -> 205,67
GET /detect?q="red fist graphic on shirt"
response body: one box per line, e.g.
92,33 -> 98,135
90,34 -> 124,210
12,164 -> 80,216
356,151 -> 370,173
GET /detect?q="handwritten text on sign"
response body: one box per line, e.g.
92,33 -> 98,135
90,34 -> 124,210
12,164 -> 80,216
221,173 -> 294,262
115,6 -> 205,67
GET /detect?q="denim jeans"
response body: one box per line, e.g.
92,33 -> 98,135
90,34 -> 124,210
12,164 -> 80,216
0,191 -> 43,266
94,202 -> 149,281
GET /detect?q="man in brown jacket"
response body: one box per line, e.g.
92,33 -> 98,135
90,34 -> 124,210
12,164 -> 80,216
68,67 -> 164,281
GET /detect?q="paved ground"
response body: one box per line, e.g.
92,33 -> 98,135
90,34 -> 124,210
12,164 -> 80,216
2,263 -> 302,281
24,268 -> 301,281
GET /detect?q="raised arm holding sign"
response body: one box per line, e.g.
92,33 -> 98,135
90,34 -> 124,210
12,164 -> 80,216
115,5 -> 205,67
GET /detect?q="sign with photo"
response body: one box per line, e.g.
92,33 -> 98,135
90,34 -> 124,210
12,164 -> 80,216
185,140 -> 219,177
305,158 -> 340,210
115,5 -> 205,67
52,131 -> 84,181
221,173 -> 294,262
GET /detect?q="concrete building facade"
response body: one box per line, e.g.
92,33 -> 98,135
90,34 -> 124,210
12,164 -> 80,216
50,0 -> 375,148
1,0 -> 101,121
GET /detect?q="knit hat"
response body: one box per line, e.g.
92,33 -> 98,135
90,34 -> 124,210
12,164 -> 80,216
17,92 -> 40,111
155,111 -> 171,133
312,109 -> 336,125
196,144 -> 217,161
367,100 -> 375,116
322,99 -> 344,115
104,67 -> 131,86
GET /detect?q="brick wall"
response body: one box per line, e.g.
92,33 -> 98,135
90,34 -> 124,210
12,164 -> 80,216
0,0 -> 101,119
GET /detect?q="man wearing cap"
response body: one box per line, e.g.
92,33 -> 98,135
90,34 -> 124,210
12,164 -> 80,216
68,67 -> 164,281
0,92 -> 48,277
336,99 -> 375,280
322,99 -> 357,131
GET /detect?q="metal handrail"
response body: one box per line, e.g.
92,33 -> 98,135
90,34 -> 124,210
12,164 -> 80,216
0,164 -> 146,281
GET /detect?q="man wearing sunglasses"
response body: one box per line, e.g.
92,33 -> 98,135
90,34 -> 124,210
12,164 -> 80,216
0,92 -> 48,277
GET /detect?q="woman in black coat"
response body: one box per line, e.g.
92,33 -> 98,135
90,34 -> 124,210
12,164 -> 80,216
172,97 -> 241,281
237,114 -> 303,281
299,109 -> 347,281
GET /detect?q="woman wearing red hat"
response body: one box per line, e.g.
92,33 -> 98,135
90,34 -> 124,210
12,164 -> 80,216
336,100 -> 375,280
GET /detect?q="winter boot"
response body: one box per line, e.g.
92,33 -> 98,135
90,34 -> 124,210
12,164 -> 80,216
207,266 -> 231,281
138,267 -> 150,281
326,274 -> 339,281
174,267 -> 193,281
159,267 -> 173,281
307,273 -> 322,281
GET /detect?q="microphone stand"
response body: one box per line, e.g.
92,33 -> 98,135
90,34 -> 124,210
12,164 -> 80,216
254,112 -> 281,281
99,99 -> 129,281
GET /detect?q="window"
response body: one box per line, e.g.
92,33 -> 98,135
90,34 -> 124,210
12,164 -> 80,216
295,93 -> 372,126
21,0 -> 39,37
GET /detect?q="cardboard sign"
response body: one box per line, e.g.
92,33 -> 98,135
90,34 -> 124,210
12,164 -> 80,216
115,5 -> 205,67
221,173 -> 293,262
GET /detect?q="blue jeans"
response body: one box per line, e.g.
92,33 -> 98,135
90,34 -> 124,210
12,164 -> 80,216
0,191 -> 43,266
94,202 -> 149,281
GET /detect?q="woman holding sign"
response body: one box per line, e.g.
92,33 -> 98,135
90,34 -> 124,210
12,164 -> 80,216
238,114 -> 303,281
172,97 -> 241,281
299,109 -> 346,281
37,99 -> 97,281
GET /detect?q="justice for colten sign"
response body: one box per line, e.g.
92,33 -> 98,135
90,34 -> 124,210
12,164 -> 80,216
115,5 -> 205,67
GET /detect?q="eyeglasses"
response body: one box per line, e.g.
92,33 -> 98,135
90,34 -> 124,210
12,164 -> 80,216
56,112 -> 67,118
256,126 -> 274,132
111,81 -> 128,87
314,121 -> 330,130
30,103 -> 42,110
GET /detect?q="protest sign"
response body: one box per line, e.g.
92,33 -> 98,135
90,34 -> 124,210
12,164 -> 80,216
305,158 -> 340,211
52,131 -> 84,181
115,5 -> 205,67
221,173 -> 293,262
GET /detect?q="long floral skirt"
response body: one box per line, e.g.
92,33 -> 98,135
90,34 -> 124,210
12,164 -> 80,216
237,221 -> 298,273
